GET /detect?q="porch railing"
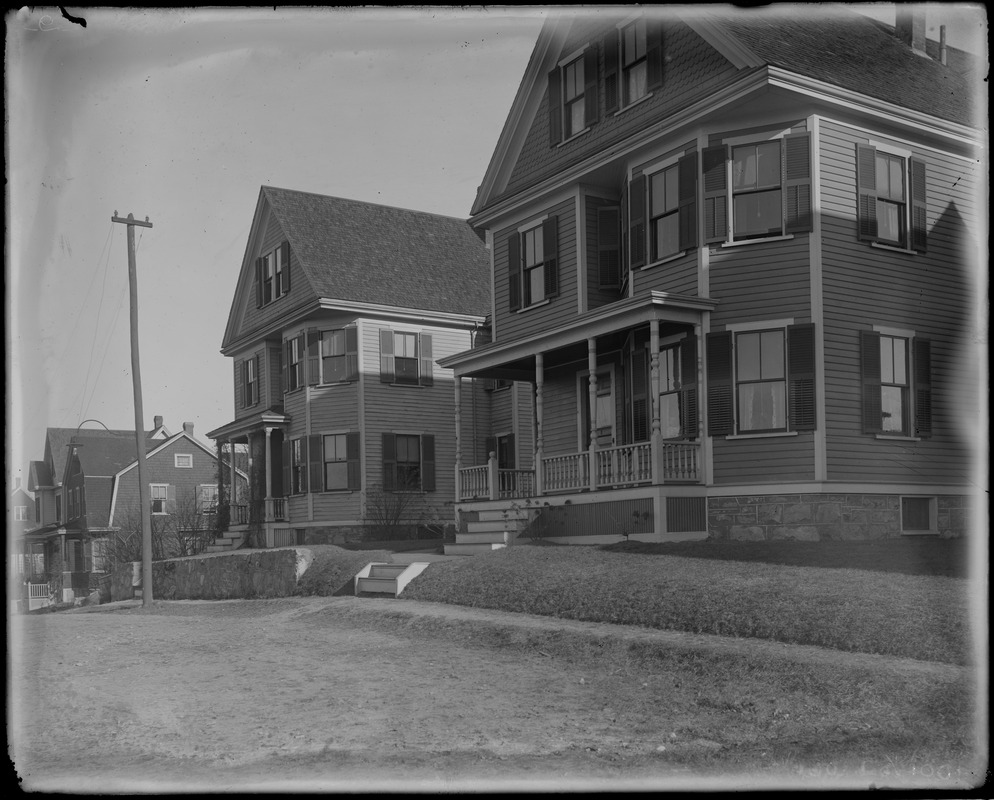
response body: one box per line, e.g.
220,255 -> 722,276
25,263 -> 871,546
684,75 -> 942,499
231,504 -> 248,525
660,442 -> 700,482
542,453 -> 588,493
266,497 -> 286,521
457,465 -> 536,501
498,469 -> 535,499
594,442 -> 652,488
459,465 -> 490,500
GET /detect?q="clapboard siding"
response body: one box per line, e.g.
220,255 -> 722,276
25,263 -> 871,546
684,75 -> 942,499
541,366 -> 581,455
503,18 -> 736,200
635,251 -> 699,296
233,210 -> 313,341
712,434 -> 815,484
709,236 -> 811,326
515,382 -> 536,470
818,118 -> 977,483
493,198 -> 578,343
459,378 -> 493,468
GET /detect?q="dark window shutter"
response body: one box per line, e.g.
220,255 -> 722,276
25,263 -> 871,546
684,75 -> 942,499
543,216 -> 560,298
646,21 -> 664,91
282,440 -> 291,498
706,331 -> 733,436
308,434 -> 322,493
856,143 -> 878,241
860,330 -> 883,433
306,328 -> 320,386
629,174 -> 646,268
913,338 -> 932,437
281,339 -> 289,394
379,329 -> 395,383
784,132 -> 813,234
419,333 -> 434,386
421,434 -> 436,492
381,433 -> 397,490
507,233 -> 521,311
255,257 -> 264,307
597,206 -> 621,289
237,360 -> 245,409
702,145 -> 728,243
252,355 -> 259,405
678,151 -> 699,251
787,323 -> 816,431
583,46 -> 599,127
346,432 -> 361,490
547,67 -> 562,146
603,32 -> 619,114
679,335 -> 699,438
631,346 -> 648,442
910,158 -> 927,252
280,241 -> 291,294
345,326 -> 359,381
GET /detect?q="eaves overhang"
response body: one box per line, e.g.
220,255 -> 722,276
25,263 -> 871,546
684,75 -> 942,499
207,409 -> 290,442
438,291 -> 717,377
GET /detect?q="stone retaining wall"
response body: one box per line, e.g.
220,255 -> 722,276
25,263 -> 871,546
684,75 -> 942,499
110,548 -> 314,601
708,493 -> 970,541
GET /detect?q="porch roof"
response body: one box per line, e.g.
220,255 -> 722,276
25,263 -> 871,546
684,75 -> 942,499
207,407 -> 289,442
438,291 -> 717,380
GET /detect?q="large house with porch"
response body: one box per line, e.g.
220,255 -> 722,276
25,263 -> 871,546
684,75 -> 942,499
441,6 -> 982,543
207,187 -> 498,547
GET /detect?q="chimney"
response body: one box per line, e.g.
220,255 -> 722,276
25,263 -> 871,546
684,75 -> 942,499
154,415 -> 163,429
895,7 -> 928,56
183,422 -> 195,436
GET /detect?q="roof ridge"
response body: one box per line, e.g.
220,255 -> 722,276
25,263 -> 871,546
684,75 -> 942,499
261,185 -> 472,223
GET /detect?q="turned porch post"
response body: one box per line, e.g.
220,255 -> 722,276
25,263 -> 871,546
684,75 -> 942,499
650,319 -> 664,484
587,337 -> 598,491
454,376 -> 462,501
264,427 -> 274,520
534,353 -> 544,496
229,440 -> 237,518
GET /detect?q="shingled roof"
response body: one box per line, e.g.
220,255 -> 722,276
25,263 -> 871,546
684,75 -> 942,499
45,427 -> 152,489
712,7 -> 981,128
263,187 -> 491,317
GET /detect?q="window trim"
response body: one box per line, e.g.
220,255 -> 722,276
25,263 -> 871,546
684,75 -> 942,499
320,431 -> 361,493
508,216 -> 559,312
857,141 -> 926,251
316,326 -> 358,385
900,495 -> 937,535
150,483 -> 169,515
733,327 -> 789,435
257,241 -> 291,307
174,453 -> 193,469
382,432 -> 436,493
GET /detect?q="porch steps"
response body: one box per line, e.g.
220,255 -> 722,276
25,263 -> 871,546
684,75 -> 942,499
443,507 -> 534,555
354,562 -> 431,597
206,530 -> 247,553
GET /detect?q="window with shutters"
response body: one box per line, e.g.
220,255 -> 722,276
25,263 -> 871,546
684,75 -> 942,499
508,217 -> 559,311
603,17 -> 663,115
150,483 -> 169,515
257,242 -> 290,306
562,55 -> 587,139
548,47 -> 598,146
379,329 -> 433,386
243,356 -> 258,406
632,153 -> 698,269
197,484 -> 218,514
382,432 -> 435,492
856,143 -> 926,251
322,432 -> 360,491
659,345 -> 683,439
285,335 -> 303,392
621,19 -> 648,105
319,328 -> 358,384
706,324 -> 816,437
860,329 -> 930,438
703,131 -> 812,244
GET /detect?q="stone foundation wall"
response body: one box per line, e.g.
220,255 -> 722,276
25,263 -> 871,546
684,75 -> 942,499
110,548 -> 313,601
708,493 -> 970,542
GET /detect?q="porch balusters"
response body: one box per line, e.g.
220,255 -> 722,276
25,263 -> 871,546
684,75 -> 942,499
534,353 -> 544,496
587,338 -> 598,492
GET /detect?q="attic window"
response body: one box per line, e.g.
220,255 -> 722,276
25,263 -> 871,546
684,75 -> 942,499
256,241 -> 291,307
175,453 -> 193,468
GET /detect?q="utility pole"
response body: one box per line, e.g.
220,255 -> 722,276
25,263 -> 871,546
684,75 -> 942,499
112,211 -> 154,607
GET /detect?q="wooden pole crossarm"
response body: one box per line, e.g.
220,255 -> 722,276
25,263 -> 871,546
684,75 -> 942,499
111,212 -> 153,228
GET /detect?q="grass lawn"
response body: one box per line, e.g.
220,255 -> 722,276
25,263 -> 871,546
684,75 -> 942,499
400,540 -> 976,665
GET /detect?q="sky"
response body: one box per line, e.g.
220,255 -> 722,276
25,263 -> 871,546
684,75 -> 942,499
5,4 -> 987,490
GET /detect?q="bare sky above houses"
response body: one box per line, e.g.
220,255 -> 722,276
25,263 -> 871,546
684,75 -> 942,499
5,4 -> 986,488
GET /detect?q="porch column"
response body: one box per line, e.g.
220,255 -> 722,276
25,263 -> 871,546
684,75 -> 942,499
228,441 -> 237,517
650,319 -> 664,485
264,427 -> 274,521
453,376 -> 462,501
534,353 -> 544,496
587,337 -> 598,492
246,432 -> 255,523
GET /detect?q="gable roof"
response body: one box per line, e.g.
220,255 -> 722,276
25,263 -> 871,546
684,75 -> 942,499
473,6 -> 982,216
223,188 -> 491,349
43,427 -> 159,489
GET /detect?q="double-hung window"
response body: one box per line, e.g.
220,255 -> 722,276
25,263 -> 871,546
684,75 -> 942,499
379,329 -> 433,386
659,345 -> 683,440
382,433 -> 436,492
289,438 -> 307,495
283,334 -> 304,392
305,327 -> 358,385
621,18 -> 648,105
706,324 -> 816,436
174,453 -> 193,469
322,433 -> 361,491
242,355 -> 258,407
649,163 -> 680,260
603,17 -> 663,114
857,143 -> 927,251
15,506 -> 27,521
703,131 -> 812,244
256,242 -> 290,307
860,329 -> 931,437
507,217 -> 559,311
321,330 -> 350,383
150,484 -> 168,514
197,484 -> 218,514
548,47 -> 599,145
629,152 -> 698,269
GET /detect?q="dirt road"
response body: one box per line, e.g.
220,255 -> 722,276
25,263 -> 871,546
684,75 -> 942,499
10,596 -> 979,792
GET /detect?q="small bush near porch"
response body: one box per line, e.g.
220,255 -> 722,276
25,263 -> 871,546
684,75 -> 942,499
401,540 -> 975,666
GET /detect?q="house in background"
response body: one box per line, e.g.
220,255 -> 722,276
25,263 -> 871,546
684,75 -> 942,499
23,420 -> 244,604
208,186 -> 513,547
8,476 -> 37,582
441,6 -> 981,543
